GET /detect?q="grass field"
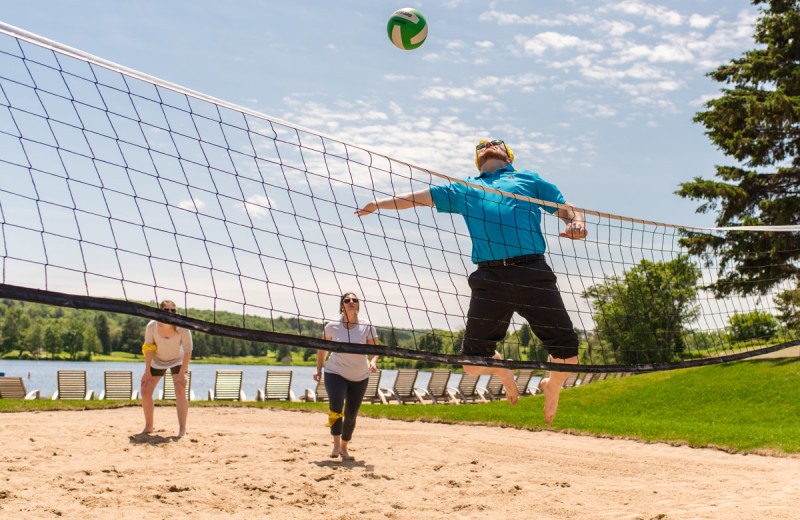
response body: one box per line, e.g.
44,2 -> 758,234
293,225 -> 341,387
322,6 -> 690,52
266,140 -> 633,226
2,358 -> 798,455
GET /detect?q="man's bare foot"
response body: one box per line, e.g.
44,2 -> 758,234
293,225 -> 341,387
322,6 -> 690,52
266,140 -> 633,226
498,368 -> 519,405
538,378 -> 560,424
140,426 -> 154,435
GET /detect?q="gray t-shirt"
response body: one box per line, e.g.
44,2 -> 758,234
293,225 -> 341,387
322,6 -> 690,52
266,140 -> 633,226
323,319 -> 378,382
144,320 -> 193,369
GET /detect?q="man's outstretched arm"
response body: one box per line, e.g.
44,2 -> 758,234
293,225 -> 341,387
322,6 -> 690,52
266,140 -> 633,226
555,202 -> 587,240
356,188 -> 433,217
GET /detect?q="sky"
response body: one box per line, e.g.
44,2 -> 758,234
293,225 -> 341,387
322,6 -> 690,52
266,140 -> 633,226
0,0 -> 776,334
1,0 -> 761,229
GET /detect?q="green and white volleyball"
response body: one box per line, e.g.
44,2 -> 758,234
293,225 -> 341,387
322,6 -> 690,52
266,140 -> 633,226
387,8 -> 428,50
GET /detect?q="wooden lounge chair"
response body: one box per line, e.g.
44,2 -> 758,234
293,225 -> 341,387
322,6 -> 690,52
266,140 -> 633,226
363,370 -> 385,404
412,369 -> 452,404
257,370 -> 295,401
379,369 -> 419,404
477,373 -> 505,402
301,377 -> 329,402
0,376 -> 39,399
446,374 -> 481,404
594,372 -> 609,382
159,371 -> 194,401
208,370 -> 245,401
99,370 -> 138,399
515,369 -> 535,396
577,372 -> 595,386
51,370 -> 93,400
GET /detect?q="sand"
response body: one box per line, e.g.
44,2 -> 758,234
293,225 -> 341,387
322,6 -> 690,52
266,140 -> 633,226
1,406 -> 798,520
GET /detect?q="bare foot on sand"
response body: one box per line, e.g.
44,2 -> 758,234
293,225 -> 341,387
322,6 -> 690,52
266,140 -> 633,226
140,426 -> 154,435
177,430 -> 187,439
538,378 -> 560,424
499,368 -> 519,405
340,449 -> 354,461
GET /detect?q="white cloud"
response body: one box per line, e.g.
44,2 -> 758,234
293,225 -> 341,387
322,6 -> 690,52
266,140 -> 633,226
479,10 -> 541,25
604,0 -> 683,26
689,93 -> 718,107
515,32 -> 603,57
383,74 -> 416,81
446,40 -> 466,49
688,14 -> 716,29
419,86 -> 494,102
475,40 -> 494,49
565,100 -> 618,118
479,9 -> 595,27
178,198 -> 205,212
649,43 -> 694,63
242,194 -> 272,219
607,20 -> 636,36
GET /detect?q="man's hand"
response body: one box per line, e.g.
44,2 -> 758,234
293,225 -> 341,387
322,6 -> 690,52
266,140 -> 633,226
560,222 -> 587,240
141,371 -> 153,386
355,200 -> 378,217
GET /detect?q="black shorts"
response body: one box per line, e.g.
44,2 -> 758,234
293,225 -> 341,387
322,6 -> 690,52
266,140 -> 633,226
150,365 -> 182,377
461,257 -> 579,360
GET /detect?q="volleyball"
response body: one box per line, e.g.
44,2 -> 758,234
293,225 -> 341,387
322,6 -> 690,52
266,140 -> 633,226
387,8 -> 428,50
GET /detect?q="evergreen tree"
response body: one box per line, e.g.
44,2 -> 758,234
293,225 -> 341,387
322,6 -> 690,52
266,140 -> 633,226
518,324 -> 532,349
677,0 -> 800,296
120,316 -> 143,357
94,314 -> 112,355
388,329 -> 399,348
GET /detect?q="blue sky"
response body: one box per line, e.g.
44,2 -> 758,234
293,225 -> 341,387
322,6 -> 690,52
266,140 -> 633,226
2,0 -> 759,229
1,0 -> 774,334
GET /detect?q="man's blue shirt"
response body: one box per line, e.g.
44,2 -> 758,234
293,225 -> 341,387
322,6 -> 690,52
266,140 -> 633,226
429,164 -> 565,263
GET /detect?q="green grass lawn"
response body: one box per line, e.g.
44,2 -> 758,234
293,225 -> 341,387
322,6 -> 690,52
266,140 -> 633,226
2,358 -> 798,455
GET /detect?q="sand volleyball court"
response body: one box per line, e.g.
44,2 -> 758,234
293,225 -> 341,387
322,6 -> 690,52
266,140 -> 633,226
1,406 -> 798,519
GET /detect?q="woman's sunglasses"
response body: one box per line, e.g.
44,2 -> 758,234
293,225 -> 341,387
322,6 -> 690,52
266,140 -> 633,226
342,298 -> 359,304
162,307 -> 177,313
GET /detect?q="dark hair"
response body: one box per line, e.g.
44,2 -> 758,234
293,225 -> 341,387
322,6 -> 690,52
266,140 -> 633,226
339,292 -> 359,317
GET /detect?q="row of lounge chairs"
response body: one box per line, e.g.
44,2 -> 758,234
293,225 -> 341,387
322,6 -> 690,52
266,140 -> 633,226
0,368 -> 633,403
0,370 -> 293,402
305,368 -> 537,405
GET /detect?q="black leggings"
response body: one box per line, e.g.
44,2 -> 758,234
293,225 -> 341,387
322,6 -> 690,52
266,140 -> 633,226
324,372 -> 369,441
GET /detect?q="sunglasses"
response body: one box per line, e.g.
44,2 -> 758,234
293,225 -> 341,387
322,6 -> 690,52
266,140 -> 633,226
342,298 -> 359,304
162,307 -> 177,313
476,139 -> 504,151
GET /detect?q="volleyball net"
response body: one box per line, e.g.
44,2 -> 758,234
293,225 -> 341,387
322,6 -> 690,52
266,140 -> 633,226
1,22 -> 798,372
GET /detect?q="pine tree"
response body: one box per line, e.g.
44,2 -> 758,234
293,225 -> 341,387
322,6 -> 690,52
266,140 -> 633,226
94,314 -> 112,355
677,0 -> 800,296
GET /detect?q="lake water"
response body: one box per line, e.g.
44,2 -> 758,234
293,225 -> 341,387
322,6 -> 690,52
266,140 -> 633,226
0,360 -> 516,401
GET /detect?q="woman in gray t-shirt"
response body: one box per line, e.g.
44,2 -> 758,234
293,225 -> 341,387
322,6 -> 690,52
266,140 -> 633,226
314,292 -> 379,460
